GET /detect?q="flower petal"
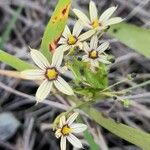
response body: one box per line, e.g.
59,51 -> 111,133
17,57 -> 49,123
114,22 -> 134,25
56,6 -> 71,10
66,112 -> 79,126
78,29 -> 95,41
63,26 -> 71,38
91,59 -> 99,67
90,35 -> 98,50
82,55 -> 88,61
73,20 -> 83,37
51,46 -> 64,67
36,80 -> 53,102
61,136 -> 66,150
54,76 -> 74,95
21,69 -> 45,80
97,42 -> 109,53
58,37 -> 67,44
99,6 -> 117,22
89,1 -> 98,21
55,129 -> 62,138
83,42 -> 90,53
71,123 -> 87,133
73,9 -> 91,27
98,55 -> 111,64
59,115 -> 66,128
30,48 -> 50,70
67,134 -> 83,149
105,17 -> 123,26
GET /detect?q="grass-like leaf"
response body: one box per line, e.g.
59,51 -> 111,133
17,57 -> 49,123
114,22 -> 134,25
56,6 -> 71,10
0,50 -> 33,71
40,0 -> 71,60
82,106 -> 150,150
108,23 -> 150,58
84,130 -> 100,150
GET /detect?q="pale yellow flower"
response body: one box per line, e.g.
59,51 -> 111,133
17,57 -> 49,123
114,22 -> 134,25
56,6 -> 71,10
21,47 -> 74,102
55,112 -> 87,150
83,35 -> 111,70
59,20 -> 95,51
73,1 -> 123,32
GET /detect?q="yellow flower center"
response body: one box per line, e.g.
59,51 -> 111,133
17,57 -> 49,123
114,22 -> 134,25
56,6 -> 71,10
46,68 -> 58,80
91,19 -> 99,29
89,50 -> 98,59
68,35 -> 77,45
61,124 -> 72,136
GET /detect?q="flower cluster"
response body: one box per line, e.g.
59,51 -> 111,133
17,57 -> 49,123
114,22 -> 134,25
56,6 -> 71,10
21,1 -> 123,149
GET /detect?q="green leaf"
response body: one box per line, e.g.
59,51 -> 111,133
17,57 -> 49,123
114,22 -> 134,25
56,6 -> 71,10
0,50 -> 33,71
84,64 -> 108,89
108,23 -> 150,58
40,0 -> 71,60
82,106 -> 150,150
84,130 -> 100,150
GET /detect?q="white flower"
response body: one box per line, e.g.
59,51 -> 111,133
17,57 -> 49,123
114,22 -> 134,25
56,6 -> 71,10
83,35 -> 111,69
73,1 -> 123,32
55,112 -> 87,150
21,47 -> 74,102
59,20 -> 95,51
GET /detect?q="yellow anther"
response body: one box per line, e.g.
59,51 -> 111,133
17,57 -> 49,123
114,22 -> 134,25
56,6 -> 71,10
68,35 -> 77,45
91,19 -> 99,29
89,50 -> 98,59
61,125 -> 72,135
46,68 -> 58,80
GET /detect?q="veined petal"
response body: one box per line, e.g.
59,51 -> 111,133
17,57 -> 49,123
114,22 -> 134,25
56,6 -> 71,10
63,26 -> 71,38
51,46 -> 64,67
59,115 -> 66,128
36,80 -> 53,102
98,56 -> 111,64
60,44 -> 71,52
73,20 -> 83,37
82,55 -> 88,60
61,136 -> 66,150
90,35 -> 98,50
89,1 -> 98,21
55,129 -> 62,138
30,49 -> 50,70
78,30 -> 95,41
66,112 -> 79,126
54,76 -> 74,95
105,17 -> 123,26
99,6 -> 117,22
97,42 -> 109,53
73,9 -> 91,25
83,42 -> 90,53
91,59 -> 99,67
83,57 -> 90,62
71,123 -> 87,133
67,134 -> 83,149
58,37 -> 67,44
21,69 -> 45,80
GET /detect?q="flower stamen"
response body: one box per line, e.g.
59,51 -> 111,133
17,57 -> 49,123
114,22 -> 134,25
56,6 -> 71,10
89,50 -> 98,59
91,19 -> 99,29
45,67 -> 58,80
61,124 -> 72,136
67,35 -> 77,45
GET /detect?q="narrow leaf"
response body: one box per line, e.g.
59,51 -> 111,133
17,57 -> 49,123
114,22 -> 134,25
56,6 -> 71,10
40,0 -> 71,60
108,23 -> 150,58
84,130 -> 100,150
82,106 -> 150,150
0,50 -> 33,71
